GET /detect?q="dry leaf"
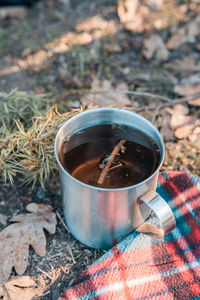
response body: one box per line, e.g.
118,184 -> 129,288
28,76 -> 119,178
167,15 -> 200,49
118,0 -> 186,32
187,123 -> 200,144
0,203 -> 57,284
165,56 -> 200,72
0,213 -> 7,226
117,0 -> 149,32
189,134 -> 200,144
175,124 -> 195,139
188,98 -> 200,106
0,276 -> 36,300
193,127 -> 200,135
76,16 -> 116,32
169,104 -> 198,139
174,82 -> 200,106
29,59 -> 53,73
81,78 -> 132,107
169,104 -> 191,129
174,82 -> 200,96
170,114 -> 193,130
190,125 -> 200,144
173,104 -> 189,116
142,34 -> 169,61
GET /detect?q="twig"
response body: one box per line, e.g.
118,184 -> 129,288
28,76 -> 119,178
56,211 -> 70,233
152,92 -> 200,124
106,162 -> 123,171
56,211 -> 76,264
93,90 -> 172,103
36,266 -> 53,280
123,105 -> 156,113
98,139 -> 126,185
62,88 -> 173,103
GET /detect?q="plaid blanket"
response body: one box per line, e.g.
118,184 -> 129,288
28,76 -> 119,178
59,172 -> 200,300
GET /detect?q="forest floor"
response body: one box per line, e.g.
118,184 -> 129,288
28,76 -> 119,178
0,0 -> 200,299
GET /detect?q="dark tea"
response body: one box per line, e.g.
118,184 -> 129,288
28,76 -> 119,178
59,124 -> 160,189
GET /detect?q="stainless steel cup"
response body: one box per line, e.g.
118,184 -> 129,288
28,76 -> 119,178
54,108 -> 176,249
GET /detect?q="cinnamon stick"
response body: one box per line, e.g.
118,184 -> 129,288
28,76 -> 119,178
98,139 -> 126,185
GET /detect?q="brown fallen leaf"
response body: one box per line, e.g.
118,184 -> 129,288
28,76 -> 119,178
174,82 -> 200,106
173,104 -> 189,116
29,59 -> 53,73
167,15 -> 200,49
175,124 -> 195,139
117,0 -> 149,32
0,203 -> 57,284
118,0 -> 186,32
189,131 -> 200,145
174,81 -> 200,96
170,114 -> 193,130
165,56 -> 200,72
0,213 -> 7,226
81,78 -> 132,107
169,104 -> 198,139
188,98 -> 200,107
142,34 -> 169,61
0,276 -> 37,300
193,127 -> 200,135
76,16 -> 116,33
169,104 -> 191,129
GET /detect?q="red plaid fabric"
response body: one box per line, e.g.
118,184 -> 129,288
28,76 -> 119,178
59,172 -> 200,300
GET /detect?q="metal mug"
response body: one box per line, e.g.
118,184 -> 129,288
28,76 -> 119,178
54,108 -> 176,249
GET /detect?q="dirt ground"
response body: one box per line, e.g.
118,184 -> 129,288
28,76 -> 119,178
0,0 -> 200,299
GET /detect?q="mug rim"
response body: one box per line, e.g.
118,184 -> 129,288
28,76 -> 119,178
54,107 -> 165,191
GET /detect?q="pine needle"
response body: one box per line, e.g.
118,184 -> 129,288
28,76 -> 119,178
0,90 -> 86,187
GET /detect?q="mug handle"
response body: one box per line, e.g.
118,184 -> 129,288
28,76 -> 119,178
136,190 -> 176,239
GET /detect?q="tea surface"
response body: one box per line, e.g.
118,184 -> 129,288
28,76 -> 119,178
59,124 -> 160,188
